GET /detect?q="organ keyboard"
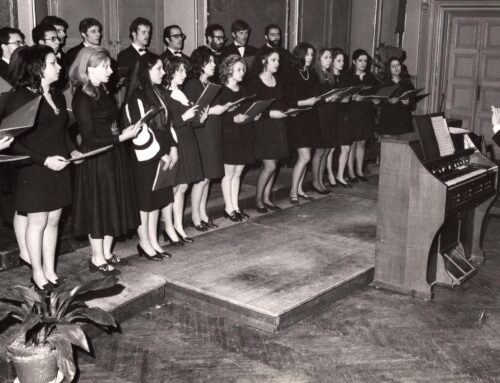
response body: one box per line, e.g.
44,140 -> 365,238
373,115 -> 498,299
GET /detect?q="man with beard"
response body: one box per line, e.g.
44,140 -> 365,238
204,24 -> 226,83
254,24 -> 292,80
65,17 -> 102,69
221,19 -> 257,61
117,17 -> 153,94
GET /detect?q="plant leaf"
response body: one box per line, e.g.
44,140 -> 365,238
0,301 -> 26,322
55,323 -> 89,352
64,307 -> 117,327
11,285 -> 45,307
47,333 -> 76,382
13,313 -> 41,343
72,276 -> 119,297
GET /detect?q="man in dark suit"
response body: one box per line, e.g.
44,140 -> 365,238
221,19 -> 257,61
254,24 -> 292,80
65,17 -> 102,69
40,16 -> 69,88
205,24 -> 226,59
160,25 -> 190,62
0,27 -> 25,84
117,17 -> 153,93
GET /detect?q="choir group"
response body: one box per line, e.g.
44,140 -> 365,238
0,16 -> 417,291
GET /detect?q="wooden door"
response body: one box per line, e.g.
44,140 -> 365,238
444,14 -> 500,156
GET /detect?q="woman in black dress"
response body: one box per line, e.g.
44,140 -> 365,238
218,54 -> 252,221
346,49 -> 380,182
123,53 -> 178,260
70,46 -> 141,275
377,57 -> 414,137
287,43 -> 321,203
248,47 -> 288,212
4,45 -> 81,290
184,47 -> 229,230
162,56 -> 207,243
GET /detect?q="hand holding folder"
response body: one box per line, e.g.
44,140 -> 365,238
193,83 -> 221,121
243,99 -> 276,121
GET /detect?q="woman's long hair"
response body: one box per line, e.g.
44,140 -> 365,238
69,46 -> 110,99
383,56 -> 410,83
162,56 -> 191,89
254,46 -> 280,74
349,48 -> 372,74
291,42 -> 315,70
189,46 -> 215,79
10,45 -> 54,94
314,47 -> 334,85
127,53 -> 163,106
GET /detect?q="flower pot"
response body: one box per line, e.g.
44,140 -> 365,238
6,339 -> 57,383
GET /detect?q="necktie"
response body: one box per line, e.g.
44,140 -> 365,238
174,51 -> 182,57
138,48 -> 145,52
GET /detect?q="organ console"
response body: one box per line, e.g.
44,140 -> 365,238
374,113 -> 498,299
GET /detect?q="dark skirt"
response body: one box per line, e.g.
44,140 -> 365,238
194,115 -> 224,179
253,118 -> 289,160
174,126 -> 203,185
15,163 -> 71,213
73,145 -> 139,238
286,109 -> 322,149
222,123 -> 255,165
317,103 -> 337,148
133,160 -> 173,212
348,101 -> 376,141
336,106 -> 353,146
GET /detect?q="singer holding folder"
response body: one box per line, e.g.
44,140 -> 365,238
70,46 -> 141,275
3,45 -> 82,291
184,47 -> 229,231
123,53 -> 178,260
377,57 -> 414,137
248,47 -> 288,212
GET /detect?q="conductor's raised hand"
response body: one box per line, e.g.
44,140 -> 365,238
234,113 -> 249,124
44,155 -> 69,171
182,105 -> 198,121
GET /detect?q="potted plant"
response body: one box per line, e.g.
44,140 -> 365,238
0,276 -> 119,383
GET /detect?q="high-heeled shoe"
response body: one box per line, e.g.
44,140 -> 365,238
105,254 -> 128,265
30,277 -> 56,292
264,203 -> 282,211
157,249 -> 172,258
224,210 -> 242,222
255,205 -> 268,213
335,177 -> 353,188
236,209 -> 250,219
289,196 -> 299,204
137,244 -> 164,261
192,222 -> 209,232
356,175 -> 369,182
174,229 -> 194,243
202,219 -> 218,228
347,175 -> 359,183
162,232 -> 185,247
312,186 -> 330,195
327,180 -> 337,188
298,193 -> 313,200
88,260 -> 121,275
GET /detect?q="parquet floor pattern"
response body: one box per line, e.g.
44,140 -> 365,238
73,217 -> 500,383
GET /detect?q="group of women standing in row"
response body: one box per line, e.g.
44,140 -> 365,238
1,40 -> 415,291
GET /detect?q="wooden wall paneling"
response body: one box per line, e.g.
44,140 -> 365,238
299,0 -> 328,48
164,0 -> 198,55
208,0 -> 288,50
0,0 -> 17,28
330,0 -> 351,51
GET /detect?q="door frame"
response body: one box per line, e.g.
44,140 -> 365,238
417,0 -> 500,114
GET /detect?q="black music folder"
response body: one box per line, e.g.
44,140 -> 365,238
243,98 -> 275,121
0,96 -> 41,139
152,159 -> 179,191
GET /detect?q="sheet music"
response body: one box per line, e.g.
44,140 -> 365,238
430,115 -> 455,156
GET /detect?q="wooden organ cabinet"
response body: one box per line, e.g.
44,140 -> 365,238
374,115 -> 498,299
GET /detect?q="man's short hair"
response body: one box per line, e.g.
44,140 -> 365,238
40,16 -> 68,30
231,19 -> 250,34
265,24 -> 281,35
0,27 -> 24,46
205,24 -> 224,39
163,24 -> 180,41
32,23 -> 57,44
79,18 -> 102,35
129,17 -> 152,40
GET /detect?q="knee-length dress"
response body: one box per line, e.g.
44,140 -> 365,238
123,87 -> 176,211
346,72 -> 379,141
285,67 -> 322,149
165,88 -> 203,185
5,88 -> 74,213
183,78 -> 224,179
377,79 -> 415,136
218,85 -> 255,165
247,75 -> 289,160
72,86 -> 139,238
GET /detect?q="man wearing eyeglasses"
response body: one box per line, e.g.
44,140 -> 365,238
41,16 -> 69,52
160,25 -> 189,61
205,24 -> 226,57
0,27 -> 25,84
